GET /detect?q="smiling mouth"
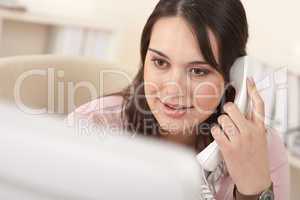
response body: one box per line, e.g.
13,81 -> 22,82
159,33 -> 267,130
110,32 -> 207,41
160,100 -> 195,110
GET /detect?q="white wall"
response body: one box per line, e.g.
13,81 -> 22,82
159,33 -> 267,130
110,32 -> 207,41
19,0 -> 100,19
242,0 -> 300,74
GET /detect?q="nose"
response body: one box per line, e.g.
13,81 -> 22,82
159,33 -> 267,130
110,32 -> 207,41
162,68 -> 187,99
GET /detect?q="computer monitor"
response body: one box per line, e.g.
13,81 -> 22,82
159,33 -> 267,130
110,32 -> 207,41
0,103 -> 203,200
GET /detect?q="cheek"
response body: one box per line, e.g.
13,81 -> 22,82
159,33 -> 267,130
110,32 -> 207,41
144,65 -> 160,100
193,82 -> 223,112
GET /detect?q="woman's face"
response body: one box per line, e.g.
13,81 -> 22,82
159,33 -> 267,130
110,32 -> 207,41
144,16 -> 225,136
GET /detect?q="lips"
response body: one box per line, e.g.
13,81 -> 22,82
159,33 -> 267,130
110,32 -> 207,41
157,98 -> 194,119
162,101 -> 194,110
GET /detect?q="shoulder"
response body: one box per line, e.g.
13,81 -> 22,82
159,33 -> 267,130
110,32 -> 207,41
74,95 -> 124,115
66,95 -> 125,129
266,127 -> 290,199
267,127 -> 289,170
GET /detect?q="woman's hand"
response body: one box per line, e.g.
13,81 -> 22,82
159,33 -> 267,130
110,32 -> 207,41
211,77 -> 271,195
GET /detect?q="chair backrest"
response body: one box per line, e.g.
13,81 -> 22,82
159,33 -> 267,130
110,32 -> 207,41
0,55 -> 131,115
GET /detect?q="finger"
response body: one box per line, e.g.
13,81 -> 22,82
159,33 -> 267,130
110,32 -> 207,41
211,124 -> 230,150
246,108 -> 252,121
223,102 -> 248,133
217,114 -> 240,143
246,79 -> 253,120
247,77 -> 265,127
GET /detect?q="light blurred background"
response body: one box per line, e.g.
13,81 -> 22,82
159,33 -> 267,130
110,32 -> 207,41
0,0 -> 297,75
0,0 -> 299,199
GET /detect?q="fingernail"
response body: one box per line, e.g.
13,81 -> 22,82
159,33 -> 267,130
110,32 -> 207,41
247,77 -> 251,86
250,77 -> 255,86
247,77 -> 254,87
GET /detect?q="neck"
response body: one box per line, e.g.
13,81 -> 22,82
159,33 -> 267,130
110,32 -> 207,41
160,130 -> 197,150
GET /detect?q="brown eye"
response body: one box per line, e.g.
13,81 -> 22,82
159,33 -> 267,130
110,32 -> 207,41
189,68 -> 210,77
151,58 -> 169,69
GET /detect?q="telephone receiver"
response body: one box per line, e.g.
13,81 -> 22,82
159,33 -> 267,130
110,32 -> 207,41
196,55 -> 274,172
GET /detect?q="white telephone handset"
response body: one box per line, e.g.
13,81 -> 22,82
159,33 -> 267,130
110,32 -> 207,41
196,56 -> 250,172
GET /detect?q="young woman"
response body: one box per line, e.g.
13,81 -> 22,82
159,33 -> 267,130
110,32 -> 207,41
69,0 -> 289,199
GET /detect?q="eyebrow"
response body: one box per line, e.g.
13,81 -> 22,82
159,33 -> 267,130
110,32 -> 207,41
148,48 -> 209,65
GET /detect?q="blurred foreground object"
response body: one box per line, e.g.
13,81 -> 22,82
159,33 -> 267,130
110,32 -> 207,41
0,102 -> 203,200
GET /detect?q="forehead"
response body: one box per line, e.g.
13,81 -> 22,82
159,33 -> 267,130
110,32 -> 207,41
149,16 -> 219,63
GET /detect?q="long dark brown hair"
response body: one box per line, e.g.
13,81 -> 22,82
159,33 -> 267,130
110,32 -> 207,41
105,0 -> 248,152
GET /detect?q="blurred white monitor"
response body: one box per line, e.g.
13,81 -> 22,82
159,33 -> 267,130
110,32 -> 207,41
0,102 -> 203,200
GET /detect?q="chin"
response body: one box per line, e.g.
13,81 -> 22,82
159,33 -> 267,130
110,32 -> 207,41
154,113 -> 192,132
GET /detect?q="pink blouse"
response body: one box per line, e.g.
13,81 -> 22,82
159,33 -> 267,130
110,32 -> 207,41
67,95 -> 290,200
